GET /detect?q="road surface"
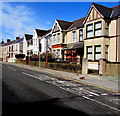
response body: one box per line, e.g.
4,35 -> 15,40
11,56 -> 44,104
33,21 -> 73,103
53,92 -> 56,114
2,63 -> 120,115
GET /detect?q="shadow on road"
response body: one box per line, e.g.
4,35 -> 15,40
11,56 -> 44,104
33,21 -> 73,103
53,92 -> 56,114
2,98 -> 90,116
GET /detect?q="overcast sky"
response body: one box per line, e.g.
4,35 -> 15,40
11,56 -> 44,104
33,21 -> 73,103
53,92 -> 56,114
1,1 -> 119,42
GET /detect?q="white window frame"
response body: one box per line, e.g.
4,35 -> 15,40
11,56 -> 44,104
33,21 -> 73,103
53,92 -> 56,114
94,21 -> 102,37
94,45 -> 101,60
72,31 -> 76,42
79,29 -> 83,41
57,33 -> 60,44
87,46 -> 92,60
86,24 -> 93,38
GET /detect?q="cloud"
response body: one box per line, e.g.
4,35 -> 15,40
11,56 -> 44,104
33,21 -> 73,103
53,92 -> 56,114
47,22 -> 51,25
1,3 -> 38,41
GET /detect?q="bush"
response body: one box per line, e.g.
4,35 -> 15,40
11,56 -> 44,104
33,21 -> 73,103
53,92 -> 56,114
15,54 -> 25,59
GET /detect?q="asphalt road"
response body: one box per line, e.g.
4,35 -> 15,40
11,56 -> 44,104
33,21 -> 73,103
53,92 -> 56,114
2,63 -> 120,116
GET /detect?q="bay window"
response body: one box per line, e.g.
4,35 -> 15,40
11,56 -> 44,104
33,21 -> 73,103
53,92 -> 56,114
87,46 -> 92,60
79,29 -> 83,41
94,45 -> 101,60
86,24 -> 93,38
94,21 -> 102,37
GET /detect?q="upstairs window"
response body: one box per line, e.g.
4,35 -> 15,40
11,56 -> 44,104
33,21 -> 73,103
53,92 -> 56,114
86,24 -> 93,38
94,21 -> 102,37
79,29 -> 83,41
72,31 -> 76,42
53,34 -> 56,44
57,33 -> 60,44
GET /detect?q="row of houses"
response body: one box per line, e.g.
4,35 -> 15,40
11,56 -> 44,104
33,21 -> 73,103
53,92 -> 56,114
0,3 -> 120,75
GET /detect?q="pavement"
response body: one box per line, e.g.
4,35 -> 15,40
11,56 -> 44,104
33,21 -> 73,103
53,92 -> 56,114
2,62 -> 120,93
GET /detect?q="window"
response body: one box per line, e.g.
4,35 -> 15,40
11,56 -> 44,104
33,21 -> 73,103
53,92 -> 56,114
86,24 -> 93,38
105,22 -> 109,36
53,50 -> 56,54
16,45 -> 18,51
57,49 -> 60,57
94,45 -> 101,60
79,29 -> 83,41
72,31 -> 76,42
105,45 -> 109,60
87,46 -> 92,60
53,35 -> 56,44
94,21 -> 102,37
57,33 -> 60,43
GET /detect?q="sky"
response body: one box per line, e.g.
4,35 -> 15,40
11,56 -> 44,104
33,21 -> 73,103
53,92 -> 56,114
1,1 -> 119,42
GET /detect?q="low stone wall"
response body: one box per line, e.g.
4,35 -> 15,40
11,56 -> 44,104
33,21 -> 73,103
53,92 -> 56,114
105,62 -> 120,76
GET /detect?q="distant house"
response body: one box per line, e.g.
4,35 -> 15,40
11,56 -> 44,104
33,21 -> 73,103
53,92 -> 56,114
63,17 -> 85,64
51,19 -> 72,59
33,29 -> 51,55
51,18 -> 85,63
23,34 -> 33,57
2,39 -> 16,62
12,37 -> 24,60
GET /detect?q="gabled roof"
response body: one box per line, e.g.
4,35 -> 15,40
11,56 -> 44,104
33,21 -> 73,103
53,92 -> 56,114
93,3 -> 112,19
56,19 -> 73,30
35,29 -> 49,36
92,3 -> 120,19
111,5 -> 120,18
67,17 -> 85,31
25,34 -> 33,40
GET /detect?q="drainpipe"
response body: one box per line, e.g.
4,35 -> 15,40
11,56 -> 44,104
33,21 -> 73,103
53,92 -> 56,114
116,18 -> 118,62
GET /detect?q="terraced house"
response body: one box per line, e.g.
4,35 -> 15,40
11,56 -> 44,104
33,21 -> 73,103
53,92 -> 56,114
1,3 -> 119,75
82,3 -> 120,73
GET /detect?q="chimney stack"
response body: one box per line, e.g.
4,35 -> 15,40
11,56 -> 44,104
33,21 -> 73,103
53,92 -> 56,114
16,37 -> 20,40
1,41 -> 4,44
7,39 -> 11,43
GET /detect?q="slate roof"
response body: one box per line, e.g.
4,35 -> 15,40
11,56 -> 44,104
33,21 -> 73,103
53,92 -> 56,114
25,34 -> 33,40
111,5 -> 120,18
13,38 -> 23,44
56,19 -> 73,30
2,40 -> 16,46
35,29 -> 50,36
67,17 -> 85,31
93,3 -> 120,19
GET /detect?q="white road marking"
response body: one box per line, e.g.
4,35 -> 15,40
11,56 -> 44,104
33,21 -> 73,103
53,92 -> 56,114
21,71 -> 120,112
22,72 -> 39,79
85,90 -> 100,96
82,96 -> 120,112
8,67 -> 17,71
101,93 -> 108,96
